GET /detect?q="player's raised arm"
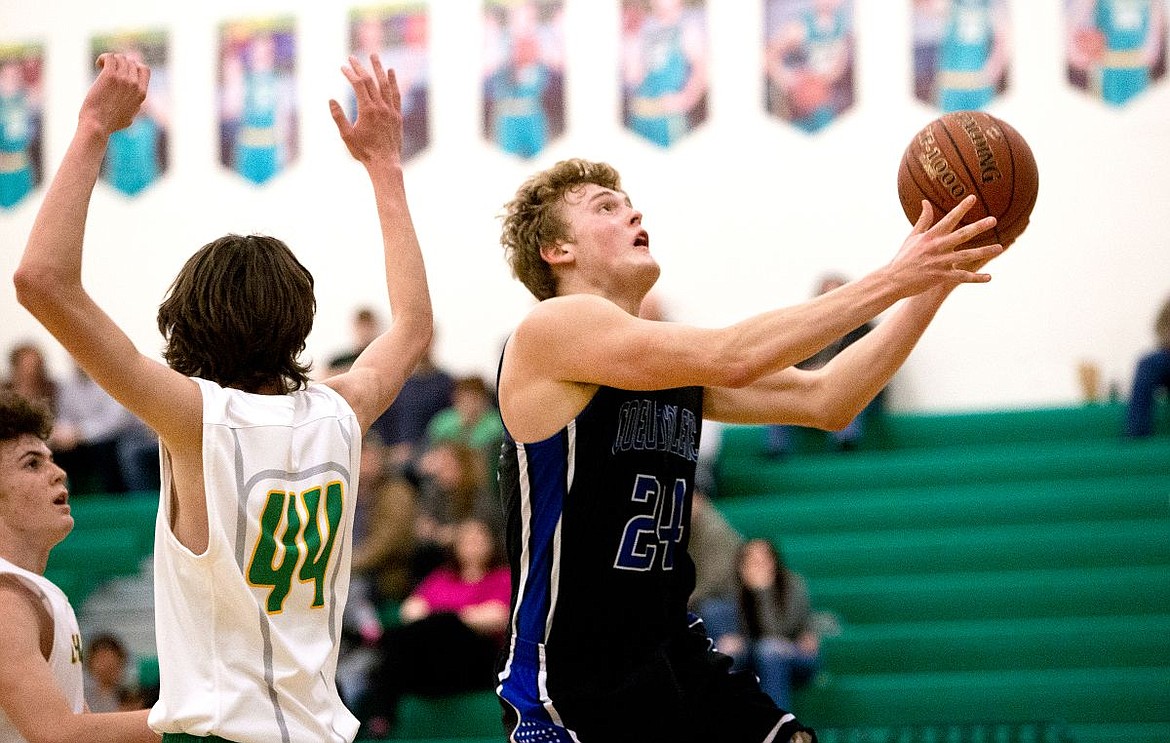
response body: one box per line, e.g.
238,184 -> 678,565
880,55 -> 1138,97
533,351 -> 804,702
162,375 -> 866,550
13,53 -> 200,450
516,193 -> 1000,396
323,54 -> 433,433
705,199 -> 1004,427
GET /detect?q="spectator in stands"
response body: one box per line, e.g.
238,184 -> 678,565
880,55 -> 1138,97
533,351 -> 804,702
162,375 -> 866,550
706,538 -> 821,712
3,341 -> 59,413
50,363 -> 137,495
327,305 -> 383,375
0,390 -> 158,741
411,439 -> 502,579
352,433 -> 420,607
115,416 -> 160,493
1124,294 -> 1170,437
765,273 -> 882,456
361,516 -> 511,738
339,432 -> 422,709
371,335 -> 455,472
425,374 -> 504,486
688,490 -> 745,615
118,685 -> 148,712
426,374 -> 503,451
83,632 -> 131,713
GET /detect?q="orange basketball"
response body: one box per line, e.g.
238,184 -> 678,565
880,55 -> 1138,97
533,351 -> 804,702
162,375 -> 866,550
897,111 -> 1039,248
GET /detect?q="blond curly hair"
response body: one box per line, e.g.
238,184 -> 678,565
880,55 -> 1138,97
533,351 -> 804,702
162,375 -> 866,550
500,159 -> 623,300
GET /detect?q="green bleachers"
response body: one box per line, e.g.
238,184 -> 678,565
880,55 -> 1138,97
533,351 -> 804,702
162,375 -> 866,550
387,692 -> 502,740
714,402 -> 1170,742
811,566 -> 1170,623
45,491 -> 158,607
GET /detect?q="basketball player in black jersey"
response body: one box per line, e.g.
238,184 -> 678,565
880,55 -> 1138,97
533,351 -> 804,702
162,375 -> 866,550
493,159 -> 1002,743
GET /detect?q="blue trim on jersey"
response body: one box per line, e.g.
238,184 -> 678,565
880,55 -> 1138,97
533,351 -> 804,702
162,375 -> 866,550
514,437 -> 566,642
499,432 -> 572,734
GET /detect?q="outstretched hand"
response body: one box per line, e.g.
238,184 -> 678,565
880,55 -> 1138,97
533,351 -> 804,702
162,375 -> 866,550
330,54 -> 403,167
83,53 -> 149,135
887,195 -> 1005,297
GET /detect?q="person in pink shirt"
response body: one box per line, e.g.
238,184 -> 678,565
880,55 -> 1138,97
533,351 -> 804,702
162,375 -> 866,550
360,517 -> 510,738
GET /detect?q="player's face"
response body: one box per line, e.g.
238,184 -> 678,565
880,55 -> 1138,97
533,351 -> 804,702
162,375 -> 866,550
0,435 -> 73,548
559,183 -> 659,290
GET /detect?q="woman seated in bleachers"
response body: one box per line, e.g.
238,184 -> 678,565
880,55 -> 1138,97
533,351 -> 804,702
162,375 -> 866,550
701,538 -> 822,712
359,516 -> 510,739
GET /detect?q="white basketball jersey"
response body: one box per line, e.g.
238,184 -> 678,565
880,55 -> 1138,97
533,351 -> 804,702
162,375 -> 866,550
0,556 -> 84,743
148,379 -> 362,743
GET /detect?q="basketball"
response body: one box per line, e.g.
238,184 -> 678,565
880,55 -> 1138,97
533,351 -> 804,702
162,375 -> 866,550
897,111 -> 1038,248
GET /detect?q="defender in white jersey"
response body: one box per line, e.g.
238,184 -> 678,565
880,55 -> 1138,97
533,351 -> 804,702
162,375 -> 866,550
15,53 -> 432,743
0,390 -> 159,743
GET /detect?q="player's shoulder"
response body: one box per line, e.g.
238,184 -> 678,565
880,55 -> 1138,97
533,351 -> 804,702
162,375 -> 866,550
511,294 -> 625,357
0,572 -> 48,622
518,294 -> 622,330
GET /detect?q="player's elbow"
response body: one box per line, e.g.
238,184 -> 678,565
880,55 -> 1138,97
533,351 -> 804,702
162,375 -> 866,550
401,317 -> 434,367
819,411 -> 854,432
12,262 -> 61,316
713,357 -> 759,389
816,400 -> 863,432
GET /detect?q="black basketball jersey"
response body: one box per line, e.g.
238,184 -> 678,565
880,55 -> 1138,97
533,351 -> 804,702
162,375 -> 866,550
496,383 -> 704,734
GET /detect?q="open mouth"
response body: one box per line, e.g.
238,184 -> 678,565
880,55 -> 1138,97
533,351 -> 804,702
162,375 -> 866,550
53,492 -> 69,507
634,231 -> 650,248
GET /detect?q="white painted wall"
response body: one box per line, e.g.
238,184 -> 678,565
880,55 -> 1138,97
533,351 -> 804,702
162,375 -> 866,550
1,0 -> 1167,413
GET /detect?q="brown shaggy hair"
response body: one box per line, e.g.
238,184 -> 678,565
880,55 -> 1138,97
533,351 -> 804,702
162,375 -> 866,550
0,391 -> 53,443
500,159 -> 623,300
157,234 -> 316,393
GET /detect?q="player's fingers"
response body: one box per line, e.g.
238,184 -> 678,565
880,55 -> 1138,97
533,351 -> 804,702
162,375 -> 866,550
102,53 -> 123,77
348,55 -> 378,102
386,67 -> 404,111
912,200 -> 934,234
137,63 -> 151,97
328,99 -> 352,136
368,54 -> 391,103
957,242 -> 1004,265
947,215 -> 997,246
931,194 -> 978,233
340,62 -> 361,87
341,58 -> 371,104
955,269 -> 993,284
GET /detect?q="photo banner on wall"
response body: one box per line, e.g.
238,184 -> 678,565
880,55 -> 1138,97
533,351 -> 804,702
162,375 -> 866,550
912,0 -> 1011,112
349,4 -> 429,162
764,0 -> 855,134
218,17 -> 298,186
482,0 -> 565,160
621,0 -> 709,148
0,43 -> 43,210
1065,0 -> 1166,107
91,30 -> 170,198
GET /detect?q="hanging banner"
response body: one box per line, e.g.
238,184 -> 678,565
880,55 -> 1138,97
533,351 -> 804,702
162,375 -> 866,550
218,17 -> 298,185
1066,0 -> 1166,106
764,0 -> 856,134
483,0 -> 566,160
91,29 -> 170,197
349,4 -> 429,161
621,0 -> 709,148
912,0 -> 1011,112
0,43 -> 42,210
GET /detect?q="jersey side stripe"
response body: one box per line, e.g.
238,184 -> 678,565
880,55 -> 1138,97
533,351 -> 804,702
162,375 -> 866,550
497,433 -> 576,737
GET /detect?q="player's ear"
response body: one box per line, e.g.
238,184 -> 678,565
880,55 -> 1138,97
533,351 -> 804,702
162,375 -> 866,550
540,241 -> 573,266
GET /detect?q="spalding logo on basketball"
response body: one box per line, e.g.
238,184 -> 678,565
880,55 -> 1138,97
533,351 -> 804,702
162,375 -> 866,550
897,111 -> 1038,248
